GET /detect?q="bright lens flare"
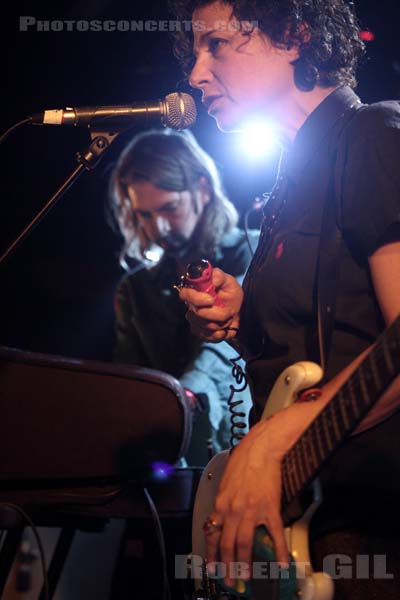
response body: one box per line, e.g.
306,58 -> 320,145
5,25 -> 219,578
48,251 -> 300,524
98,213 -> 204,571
151,461 -> 174,481
239,122 -> 277,158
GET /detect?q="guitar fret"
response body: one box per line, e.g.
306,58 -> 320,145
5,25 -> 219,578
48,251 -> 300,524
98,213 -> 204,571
367,352 -> 382,393
283,452 -> 297,499
293,445 -> 306,489
328,401 -> 341,442
282,467 -> 294,503
286,463 -> 298,504
383,340 -> 395,372
346,377 -> 361,420
292,455 -> 302,497
313,418 -> 327,463
336,390 -> 350,432
364,367 -> 379,394
359,367 -> 371,409
336,404 -> 346,437
300,435 -> 312,480
306,428 -> 319,470
321,409 -> 334,451
305,430 -> 319,474
290,452 -> 302,493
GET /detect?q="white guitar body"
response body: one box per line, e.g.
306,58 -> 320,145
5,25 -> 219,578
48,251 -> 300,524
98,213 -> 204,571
191,361 -> 334,600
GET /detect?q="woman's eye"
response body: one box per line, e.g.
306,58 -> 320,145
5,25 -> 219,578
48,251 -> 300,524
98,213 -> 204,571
208,38 -> 227,55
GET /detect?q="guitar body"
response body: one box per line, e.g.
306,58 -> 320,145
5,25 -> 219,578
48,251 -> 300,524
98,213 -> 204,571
190,361 -> 334,600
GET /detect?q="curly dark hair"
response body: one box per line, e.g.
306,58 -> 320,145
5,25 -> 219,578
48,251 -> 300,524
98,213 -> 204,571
110,128 -> 238,269
169,0 -> 365,91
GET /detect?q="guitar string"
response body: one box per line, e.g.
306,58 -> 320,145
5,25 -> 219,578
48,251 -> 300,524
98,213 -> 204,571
282,319 -> 400,506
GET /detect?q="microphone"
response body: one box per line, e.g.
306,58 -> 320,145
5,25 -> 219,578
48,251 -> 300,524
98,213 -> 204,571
30,92 -> 196,131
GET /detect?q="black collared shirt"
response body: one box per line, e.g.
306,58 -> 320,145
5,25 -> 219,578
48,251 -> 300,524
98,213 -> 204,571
239,86 -> 400,421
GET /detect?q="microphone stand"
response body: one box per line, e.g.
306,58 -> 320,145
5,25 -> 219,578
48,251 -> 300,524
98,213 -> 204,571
0,129 -> 119,266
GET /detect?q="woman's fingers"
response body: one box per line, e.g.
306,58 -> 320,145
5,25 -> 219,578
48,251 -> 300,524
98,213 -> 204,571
177,268 -> 243,341
262,512 -> 290,567
179,269 -> 243,316
178,286 -> 215,308
218,520 -> 240,588
185,309 -> 234,335
205,509 -> 290,589
231,512 -> 255,583
203,435 -> 290,589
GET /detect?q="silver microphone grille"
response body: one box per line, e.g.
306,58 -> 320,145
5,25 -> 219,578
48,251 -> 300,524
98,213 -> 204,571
164,92 -> 197,129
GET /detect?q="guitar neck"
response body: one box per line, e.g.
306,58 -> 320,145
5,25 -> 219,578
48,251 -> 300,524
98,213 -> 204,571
281,315 -> 400,509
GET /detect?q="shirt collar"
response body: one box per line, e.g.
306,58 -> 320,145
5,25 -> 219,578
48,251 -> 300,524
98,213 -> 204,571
283,86 -> 363,183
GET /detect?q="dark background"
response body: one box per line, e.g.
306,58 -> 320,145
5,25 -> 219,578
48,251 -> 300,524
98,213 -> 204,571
1,0 -> 399,362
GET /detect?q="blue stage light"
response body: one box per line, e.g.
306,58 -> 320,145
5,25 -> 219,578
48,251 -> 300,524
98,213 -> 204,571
151,461 -> 174,481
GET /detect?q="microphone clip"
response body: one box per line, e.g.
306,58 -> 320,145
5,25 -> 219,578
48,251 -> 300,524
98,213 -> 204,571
76,131 -> 118,170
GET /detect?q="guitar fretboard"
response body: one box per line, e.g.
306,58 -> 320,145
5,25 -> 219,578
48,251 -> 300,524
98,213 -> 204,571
281,315 -> 400,509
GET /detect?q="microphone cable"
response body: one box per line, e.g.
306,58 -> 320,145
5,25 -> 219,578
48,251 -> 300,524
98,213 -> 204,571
143,487 -> 172,600
0,118 -> 32,146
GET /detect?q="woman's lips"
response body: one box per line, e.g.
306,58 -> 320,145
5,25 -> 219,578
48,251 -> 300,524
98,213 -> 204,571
203,95 -> 224,114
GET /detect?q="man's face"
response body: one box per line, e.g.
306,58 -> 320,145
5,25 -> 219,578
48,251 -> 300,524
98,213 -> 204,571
127,181 -> 208,254
189,1 -> 299,132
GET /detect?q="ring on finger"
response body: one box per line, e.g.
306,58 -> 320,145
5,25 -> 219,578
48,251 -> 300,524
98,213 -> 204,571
203,517 -> 223,536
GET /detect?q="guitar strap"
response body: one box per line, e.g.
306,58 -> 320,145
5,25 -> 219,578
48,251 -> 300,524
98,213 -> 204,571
315,101 -> 365,373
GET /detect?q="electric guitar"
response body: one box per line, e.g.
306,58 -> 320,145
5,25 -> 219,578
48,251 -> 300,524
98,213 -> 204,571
189,314 -> 400,599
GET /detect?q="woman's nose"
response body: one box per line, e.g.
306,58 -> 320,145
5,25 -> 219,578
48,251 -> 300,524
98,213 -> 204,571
189,54 -> 211,90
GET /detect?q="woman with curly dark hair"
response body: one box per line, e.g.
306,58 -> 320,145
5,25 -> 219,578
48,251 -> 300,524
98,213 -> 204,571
170,0 -> 365,90
175,1 -> 400,598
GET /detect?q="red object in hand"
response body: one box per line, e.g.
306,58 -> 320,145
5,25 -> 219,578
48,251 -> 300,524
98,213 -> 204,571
184,260 -> 225,306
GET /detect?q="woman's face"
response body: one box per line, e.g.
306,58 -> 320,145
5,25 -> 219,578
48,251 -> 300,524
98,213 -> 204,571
189,1 -> 299,132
